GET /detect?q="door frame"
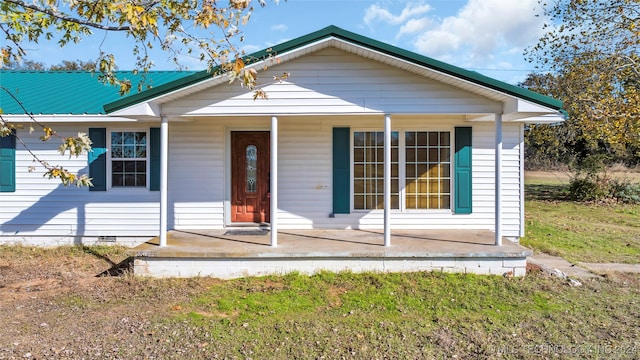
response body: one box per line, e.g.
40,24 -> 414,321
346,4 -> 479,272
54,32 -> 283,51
224,127 -> 271,226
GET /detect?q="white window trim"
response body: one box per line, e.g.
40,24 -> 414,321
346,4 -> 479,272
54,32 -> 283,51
107,129 -> 150,191
351,127 -> 455,213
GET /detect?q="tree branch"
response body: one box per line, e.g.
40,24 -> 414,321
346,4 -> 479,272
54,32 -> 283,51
5,0 -> 132,31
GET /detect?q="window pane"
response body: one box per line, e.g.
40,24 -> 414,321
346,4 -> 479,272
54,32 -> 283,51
354,164 -> 365,178
354,148 -> 364,162
136,132 -> 146,144
406,180 -> 416,194
406,148 -> 416,162
407,195 -> 416,209
428,148 -> 438,162
440,132 -> 450,146
136,174 -> 146,186
417,132 -> 428,146
417,148 -> 427,163
354,132 -> 365,146
123,132 -> 135,144
428,132 -> 438,145
440,195 -> 451,209
406,132 -> 416,146
124,145 -> 135,158
124,161 -> 136,172
441,164 -> 451,177
440,148 -> 450,161
416,164 -> 427,177
112,146 -> 123,158
124,174 -> 136,186
136,161 -> 146,172
136,145 -> 147,158
112,174 -> 124,187
112,160 -> 123,173
441,180 -> 450,193
354,195 -> 365,209
354,179 -> 365,193
406,164 -> 416,178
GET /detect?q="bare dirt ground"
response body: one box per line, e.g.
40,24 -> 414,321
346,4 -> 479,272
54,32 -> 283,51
0,247 -> 219,359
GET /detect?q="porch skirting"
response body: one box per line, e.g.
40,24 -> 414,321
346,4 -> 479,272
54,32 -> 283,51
127,230 -> 531,279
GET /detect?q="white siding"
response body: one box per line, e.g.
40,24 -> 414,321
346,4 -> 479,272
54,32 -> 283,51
0,116 -> 524,244
0,123 -> 160,245
162,48 -> 501,116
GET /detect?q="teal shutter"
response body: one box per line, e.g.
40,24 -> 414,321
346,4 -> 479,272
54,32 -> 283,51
88,128 -> 107,191
0,131 -> 16,192
454,127 -> 472,214
332,127 -> 350,214
149,127 -> 160,191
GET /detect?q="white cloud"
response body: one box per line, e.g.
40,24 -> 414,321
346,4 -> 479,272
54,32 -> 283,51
397,18 -> 430,38
271,24 -> 288,32
364,2 -> 431,26
413,0 -> 546,65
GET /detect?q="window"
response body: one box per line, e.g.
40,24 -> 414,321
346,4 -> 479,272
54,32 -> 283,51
110,131 -> 147,188
352,130 -> 451,211
405,131 -> 451,209
353,131 -> 399,210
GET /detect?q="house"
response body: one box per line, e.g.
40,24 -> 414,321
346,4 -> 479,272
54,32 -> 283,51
0,26 -> 564,278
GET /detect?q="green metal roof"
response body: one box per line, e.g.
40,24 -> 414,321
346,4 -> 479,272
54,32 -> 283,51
0,71 -> 195,115
104,25 -> 563,114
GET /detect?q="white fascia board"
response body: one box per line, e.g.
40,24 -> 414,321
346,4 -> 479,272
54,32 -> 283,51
109,101 -> 161,118
511,113 -> 566,124
465,111 -> 565,123
1,114 -> 139,123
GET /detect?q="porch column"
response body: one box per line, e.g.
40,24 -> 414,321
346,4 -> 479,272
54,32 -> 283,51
160,115 -> 169,247
270,116 -> 278,247
494,113 -> 502,246
384,114 -> 391,247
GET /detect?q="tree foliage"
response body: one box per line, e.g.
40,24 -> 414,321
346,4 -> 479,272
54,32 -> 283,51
1,0 -> 282,187
525,0 -> 640,166
1,0 -> 281,93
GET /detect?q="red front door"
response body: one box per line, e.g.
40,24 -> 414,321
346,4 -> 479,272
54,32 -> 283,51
231,131 -> 270,223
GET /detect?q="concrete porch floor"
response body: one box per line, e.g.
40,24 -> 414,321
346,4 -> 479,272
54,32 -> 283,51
127,229 -> 532,278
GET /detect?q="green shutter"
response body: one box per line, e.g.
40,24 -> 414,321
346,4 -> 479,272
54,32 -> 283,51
88,128 -> 107,191
333,127 -> 350,214
0,131 -> 16,192
149,127 -> 160,191
454,127 -> 472,214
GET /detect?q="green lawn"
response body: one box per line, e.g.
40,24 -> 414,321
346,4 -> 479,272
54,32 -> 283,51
523,172 -> 640,264
168,270 -> 639,359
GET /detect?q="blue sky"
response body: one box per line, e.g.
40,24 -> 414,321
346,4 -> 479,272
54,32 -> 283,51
22,0 -> 549,85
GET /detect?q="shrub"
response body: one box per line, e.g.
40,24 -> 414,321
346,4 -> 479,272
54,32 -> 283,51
567,155 -> 640,204
611,180 -> 640,204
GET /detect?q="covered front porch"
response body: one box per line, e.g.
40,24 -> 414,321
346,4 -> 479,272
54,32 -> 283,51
127,229 -> 531,278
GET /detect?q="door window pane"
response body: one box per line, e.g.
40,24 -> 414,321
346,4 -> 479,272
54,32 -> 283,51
246,145 -> 257,193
